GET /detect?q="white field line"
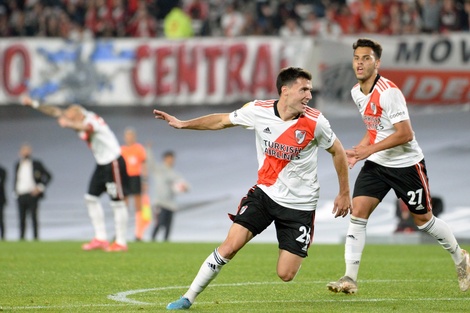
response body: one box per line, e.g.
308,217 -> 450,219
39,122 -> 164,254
2,280 -> 469,311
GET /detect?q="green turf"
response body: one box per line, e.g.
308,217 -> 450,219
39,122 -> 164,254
0,241 -> 468,312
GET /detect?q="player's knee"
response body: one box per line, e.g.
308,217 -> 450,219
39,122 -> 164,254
84,194 -> 99,204
277,271 -> 295,282
277,267 -> 299,282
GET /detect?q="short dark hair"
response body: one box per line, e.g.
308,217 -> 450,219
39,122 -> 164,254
352,38 -> 383,59
163,150 -> 174,158
276,67 -> 312,95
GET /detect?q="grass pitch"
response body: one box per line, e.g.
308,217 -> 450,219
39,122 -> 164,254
0,241 -> 468,312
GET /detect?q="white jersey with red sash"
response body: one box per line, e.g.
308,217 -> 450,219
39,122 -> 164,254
229,99 -> 336,211
78,110 -> 121,165
351,75 -> 424,168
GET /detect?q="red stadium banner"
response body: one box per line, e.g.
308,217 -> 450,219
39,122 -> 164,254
0,38 -> 315,106
1,34 -> 468,106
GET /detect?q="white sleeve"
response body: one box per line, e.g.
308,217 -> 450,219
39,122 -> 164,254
382,88 -> 410,124
314,113 -> 337,150
228,101 -> 255,129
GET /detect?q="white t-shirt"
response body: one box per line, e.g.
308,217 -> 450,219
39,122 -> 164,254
229,99 -> 336,211
78,111 -> 121,165
351,75 -> 424,167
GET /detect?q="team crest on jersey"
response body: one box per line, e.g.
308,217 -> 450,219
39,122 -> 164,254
370,102 -> 377,115
295,130 -> 306,144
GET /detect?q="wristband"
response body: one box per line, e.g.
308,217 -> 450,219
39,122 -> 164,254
32,100 -> 40,109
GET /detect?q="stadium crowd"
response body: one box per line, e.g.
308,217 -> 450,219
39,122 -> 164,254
0,0 -> 469,39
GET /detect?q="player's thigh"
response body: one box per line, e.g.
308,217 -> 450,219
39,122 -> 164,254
101,158 -> 127,201
232,186 -> 274,236
87,165 -> 106,196
353,161 -> 390,217
275,208 -> 315,258
351,196 -> 381,218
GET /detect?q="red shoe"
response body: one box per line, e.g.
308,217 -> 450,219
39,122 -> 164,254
106,242 -> 128,252
82,238 -> 109,251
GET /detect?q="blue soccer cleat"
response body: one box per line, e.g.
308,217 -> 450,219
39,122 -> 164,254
166,296 -> 192,310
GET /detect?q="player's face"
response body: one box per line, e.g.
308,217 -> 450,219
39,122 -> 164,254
353,47 -> 380,82
285,77 -> 313,114
124,130 -> 136,145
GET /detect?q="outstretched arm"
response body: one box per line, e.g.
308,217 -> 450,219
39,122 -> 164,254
326,138 -> 352,218
21,95 -> 63,118
153,109 -> 235,130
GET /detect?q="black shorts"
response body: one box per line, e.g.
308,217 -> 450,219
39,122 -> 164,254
353,160 -> 433,215
232,186 -> 315,258
87,156 -> 129,201
127,176 -> 142,195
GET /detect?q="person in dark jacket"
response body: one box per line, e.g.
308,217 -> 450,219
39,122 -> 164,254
14,143 -> 52,240
0,165 -> 7,240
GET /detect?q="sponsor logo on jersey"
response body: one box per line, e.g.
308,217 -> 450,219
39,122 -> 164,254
416,204 -> 425,210
390,111 -> 406,119
239,205 -> 248,215
263,127 -> 271,134
264,140 -> 302,161
295,130 -> 306,144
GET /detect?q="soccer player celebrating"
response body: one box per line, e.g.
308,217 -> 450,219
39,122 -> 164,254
21,96 -> 130,252
153,66 -> 352,310
327,38 -> 470,294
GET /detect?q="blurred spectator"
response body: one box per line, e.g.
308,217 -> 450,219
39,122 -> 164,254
163,3 -> 193,38
94,0 -> 114,37
24,1 -> 45,36
184,0 -> 210,36
273,0 -> 300,31
317,4 -> 343,38
44,10 -> 63,37
400,1 -> 422,34
220,2 -> 245,37
336,2 -> 360,34
302,10 -> 321,36
241,10 -> 266,36
0,0 -> 468,38
9,9 -> 27,36
68,19 -> 94,42
279,17 -> 304,37
64,0 -> 86,27
464,0 -> 470,30
127,0 -> 158,37
358,0 -> 387,33
84,0 -> 99,35
385,1 -> 421,35
439,0 -> 463,32
0,8 -> 9,36
110,0 -> 129,37
254,2 -> 276,35
417,0 -> 442,33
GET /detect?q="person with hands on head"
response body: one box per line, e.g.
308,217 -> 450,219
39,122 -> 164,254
21,95 -> 130,252
153,66 -> 352,310
327,38 -> 470,294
